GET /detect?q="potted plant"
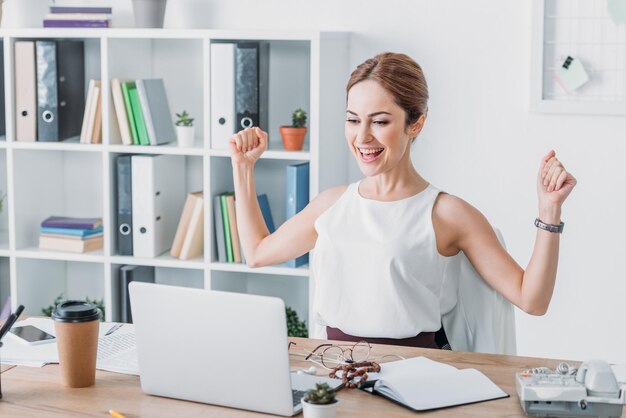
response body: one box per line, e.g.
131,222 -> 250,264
286,306 -> 308,338
175,110 -> 195,147
302,382 -> 339,418
280,108 -> 307,151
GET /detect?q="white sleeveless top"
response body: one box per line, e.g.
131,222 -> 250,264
311,181 -> 460,339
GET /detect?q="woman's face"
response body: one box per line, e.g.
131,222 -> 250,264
345,80 -> 415,178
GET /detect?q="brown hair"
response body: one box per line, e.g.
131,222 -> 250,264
346,52 -> 429,128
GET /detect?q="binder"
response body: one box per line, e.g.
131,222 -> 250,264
36,40 -> 85,141
210,42 -> 269,149
285,162 -> 310,267
210,43 -> 235,149
15,41 -> 37,141
116,155 -> 133,256
131,155 -> 186,258
136,79 -> 176,145
119,265 -> 155,323
235,42 -> 269,133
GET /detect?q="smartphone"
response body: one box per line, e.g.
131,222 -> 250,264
8,325 -> 56,345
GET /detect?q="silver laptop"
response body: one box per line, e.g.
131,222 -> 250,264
129,282 -> 341,416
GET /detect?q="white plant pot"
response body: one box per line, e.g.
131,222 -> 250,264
132,0 -> 167,28
176,126 -> 195,148
1,0 -> 50,28
301,399 -> 339,418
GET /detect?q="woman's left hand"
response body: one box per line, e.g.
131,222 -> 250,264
537,150 -> 577,209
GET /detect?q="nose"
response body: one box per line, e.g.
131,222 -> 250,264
356,122 -> 373,143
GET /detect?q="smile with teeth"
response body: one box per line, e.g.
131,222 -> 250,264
358,147 -> 384,162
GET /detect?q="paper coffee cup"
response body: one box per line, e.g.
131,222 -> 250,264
52,301 -> 101,388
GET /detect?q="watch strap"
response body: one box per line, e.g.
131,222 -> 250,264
534,218 -> 564,233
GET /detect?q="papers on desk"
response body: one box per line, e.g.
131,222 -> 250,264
0,318 -> 139,376
361,356 -> 508,411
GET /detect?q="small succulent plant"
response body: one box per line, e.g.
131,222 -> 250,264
175,110 -> 194,127
304,382 -> 337,405
291,109 -> 307,128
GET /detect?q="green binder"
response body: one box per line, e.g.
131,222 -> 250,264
128,86 -> 150,146
120,81 -> 139,145
220,194 -> 234,262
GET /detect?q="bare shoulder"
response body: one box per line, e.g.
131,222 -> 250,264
432,193 -> 491,255
432,193 -> 481,226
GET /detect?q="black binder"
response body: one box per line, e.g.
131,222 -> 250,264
36,40 -> 85,141
119,265 -> 155,323
116,155 -> 133,256
235,42 -> 269,131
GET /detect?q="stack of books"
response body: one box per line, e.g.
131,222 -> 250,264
170,192 -> 204,260
213,193 -> 274,264
43,6 -> 112,28
111,78 -> 176,146
39,216 -> 104,253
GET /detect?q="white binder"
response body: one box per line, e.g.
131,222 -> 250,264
15,41 -> 37,142
210,43 -> 235,149
131,155 -> 186,258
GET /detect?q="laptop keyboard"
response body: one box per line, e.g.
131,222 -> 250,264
292,390 -> 307,407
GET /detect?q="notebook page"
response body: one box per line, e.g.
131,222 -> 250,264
371,357 -> 507,410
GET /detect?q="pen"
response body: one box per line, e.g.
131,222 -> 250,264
109,409 -> 126,418
0,305 -> 25,341
105,323 -> 123,336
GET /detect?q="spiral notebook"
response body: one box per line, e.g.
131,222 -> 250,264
360,356 -> 508,411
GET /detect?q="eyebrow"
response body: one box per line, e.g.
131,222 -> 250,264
346,110 -> 392,117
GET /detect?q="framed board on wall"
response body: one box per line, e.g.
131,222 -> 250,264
531,0 -> 626,115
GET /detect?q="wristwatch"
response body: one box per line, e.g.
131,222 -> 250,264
534,218 -> 564,233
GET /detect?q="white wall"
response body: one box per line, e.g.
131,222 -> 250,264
101,0 -> 625,362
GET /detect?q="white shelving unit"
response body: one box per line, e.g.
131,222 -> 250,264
0,28 -> 350,328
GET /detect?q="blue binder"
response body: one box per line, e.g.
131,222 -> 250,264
285,162 -> 309,267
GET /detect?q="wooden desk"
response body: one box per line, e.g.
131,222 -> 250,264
0,337 -> 623,417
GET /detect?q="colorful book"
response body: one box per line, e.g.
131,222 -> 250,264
257,194 -> 275,233
39,235 -> 103,253
41,216 -> 102,229
285,162 -> 310,267
120,82 -> 139,145
179,193 -> 204,260
40,232 -> 103,240
43,20 -> 110,28
220,194 -> 234,262
49,6 -> 112,14
45,13 -> 111,20
40,226 -> 103,237
213,195 -> 227,263
225,194 -> 241,263
128,86 -> 150,145
111,79 -> 132,145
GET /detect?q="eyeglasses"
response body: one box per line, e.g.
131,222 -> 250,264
304,341 -> 372,370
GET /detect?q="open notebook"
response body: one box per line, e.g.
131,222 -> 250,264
360,356 -> 508,411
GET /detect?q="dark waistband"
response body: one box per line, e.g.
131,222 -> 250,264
326,326 -> 438,349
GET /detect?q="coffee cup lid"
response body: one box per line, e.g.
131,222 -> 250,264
52,300 -> 102,323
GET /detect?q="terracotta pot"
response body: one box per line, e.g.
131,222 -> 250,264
280,126 -> 307,151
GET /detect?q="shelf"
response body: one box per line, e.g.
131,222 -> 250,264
210,262 -> 309,277
110,254 -> 206,270
10,140 -> 104,152
15,247 -> 105,263
209,148 -> 311,161
108,142 -> 205,156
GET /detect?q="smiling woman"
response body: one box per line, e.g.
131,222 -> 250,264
228,52 -> 577,350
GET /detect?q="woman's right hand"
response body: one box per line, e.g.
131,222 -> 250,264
229,127 -> 268,166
